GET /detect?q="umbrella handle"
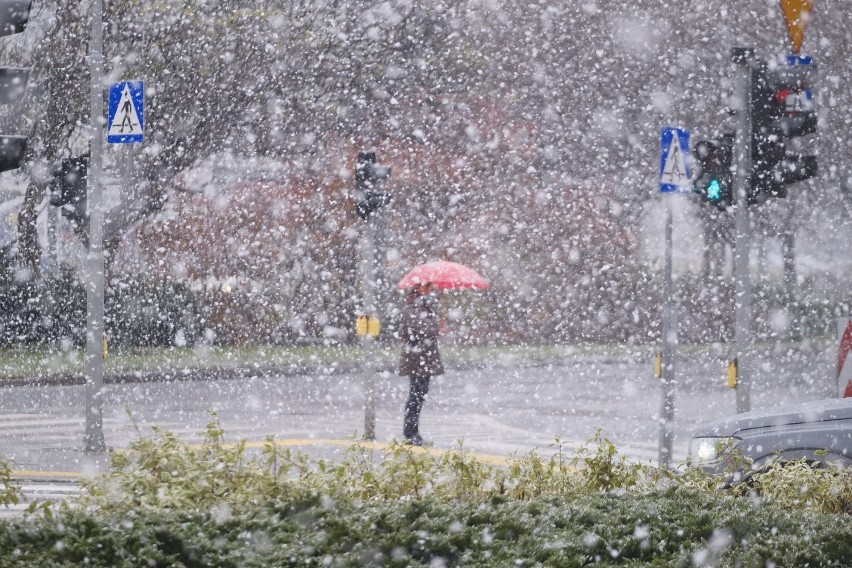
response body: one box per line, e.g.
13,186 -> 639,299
438,290 -> 450,335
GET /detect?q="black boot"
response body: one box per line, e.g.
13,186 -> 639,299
403,375 -> 430,444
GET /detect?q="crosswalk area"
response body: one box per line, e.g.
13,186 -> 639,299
0,400 -> 682,506
0,407 -> 671,463
0,481 -> 82,520
0,411 -> 122,480
0,403 -> 682,520
0,412 -> 122,447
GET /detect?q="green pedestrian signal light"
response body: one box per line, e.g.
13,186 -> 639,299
693,135 -> 734,210
706,179 -> 723,202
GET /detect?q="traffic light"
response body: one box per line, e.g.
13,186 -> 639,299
0,1 -> 31,35
750,55 -> 817,202
0,1 -> 30,173
693,134 -> 734,209
0,133 -> 24,172
354,151 -> 391,220
50,155 -> 89,227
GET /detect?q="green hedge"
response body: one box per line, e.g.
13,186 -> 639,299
0,422 -> 849,566
0,491 -> 849,567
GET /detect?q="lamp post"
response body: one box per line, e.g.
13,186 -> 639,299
83,0 -> 106,453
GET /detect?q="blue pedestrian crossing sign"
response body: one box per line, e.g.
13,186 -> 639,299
659,127 -> 691,193
107,81 -> 144,144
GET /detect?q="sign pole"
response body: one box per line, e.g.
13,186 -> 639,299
732,48 -> 754,414
659,192 -> 676,467
657,126 -> 690,467
84,52 -> 145,452
84,0 -> 106,453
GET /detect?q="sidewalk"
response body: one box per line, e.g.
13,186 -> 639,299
0,343 -> 656,387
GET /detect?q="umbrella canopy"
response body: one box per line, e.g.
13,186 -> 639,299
397,260 -> 489,290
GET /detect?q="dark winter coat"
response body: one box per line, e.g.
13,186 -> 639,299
398,296 -> 444,377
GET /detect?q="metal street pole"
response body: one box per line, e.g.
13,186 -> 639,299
373,205 -> 390,331
732,48 -> 754,414
782,199 -> 799,338
658,194 -> 676,467
84,0 -> 106,453
657,126 -> 689,467
359,218 -> 379,440
355,152 -> 391,441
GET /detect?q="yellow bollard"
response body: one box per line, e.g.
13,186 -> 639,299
727,358 -> 738,389
366,316 -> 381,338
356,315 -> 368,337
654,351 -> 663,379
357,315 -> 381,338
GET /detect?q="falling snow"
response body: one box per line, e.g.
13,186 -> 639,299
0,2 -> 848,562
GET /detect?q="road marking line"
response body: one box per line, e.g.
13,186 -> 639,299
240,438 -> 515,467
12,470 -> 84,479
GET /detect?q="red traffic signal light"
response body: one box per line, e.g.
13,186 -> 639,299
750,56 -> 818,203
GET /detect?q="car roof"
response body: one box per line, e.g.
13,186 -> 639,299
693,397 -> 852,437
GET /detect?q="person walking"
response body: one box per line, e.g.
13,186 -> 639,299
398,281 -> 444,446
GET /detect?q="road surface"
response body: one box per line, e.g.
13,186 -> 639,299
0,345 -> 837,480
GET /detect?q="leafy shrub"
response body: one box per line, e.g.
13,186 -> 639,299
77,418 -> 293,515
750,459 -> 852,514
2,488 -> 850,567
76,421 -> 657,516
0,459 -> 20,508
1,422 -> 850,566
70,418 -> 851,516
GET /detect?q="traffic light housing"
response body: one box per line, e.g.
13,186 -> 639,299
355,151 -> 391,220
0,1 -> 31,36
693,134 -> 734,209
750,56 -> 817,202
0,134 -> 25,173
50,155 -> 89,227
0,1 -> 31,173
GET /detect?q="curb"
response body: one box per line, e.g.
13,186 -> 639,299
0,363 -> 366,389
0,358 -> 583,389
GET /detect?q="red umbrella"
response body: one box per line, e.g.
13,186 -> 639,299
397,260 -> 489,290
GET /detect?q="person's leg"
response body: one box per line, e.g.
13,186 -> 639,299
403,374 -> 430,441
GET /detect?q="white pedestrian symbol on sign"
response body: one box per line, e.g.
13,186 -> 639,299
660,136 -> 688,186
783,90 -> 813,113
108,85 -> 143,137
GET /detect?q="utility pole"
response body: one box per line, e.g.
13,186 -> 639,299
731,48 -> 754,414
84,0 -> 106,453
358,216 -> 379,440
354,152 -> 391,441
782,199 -> 799,338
